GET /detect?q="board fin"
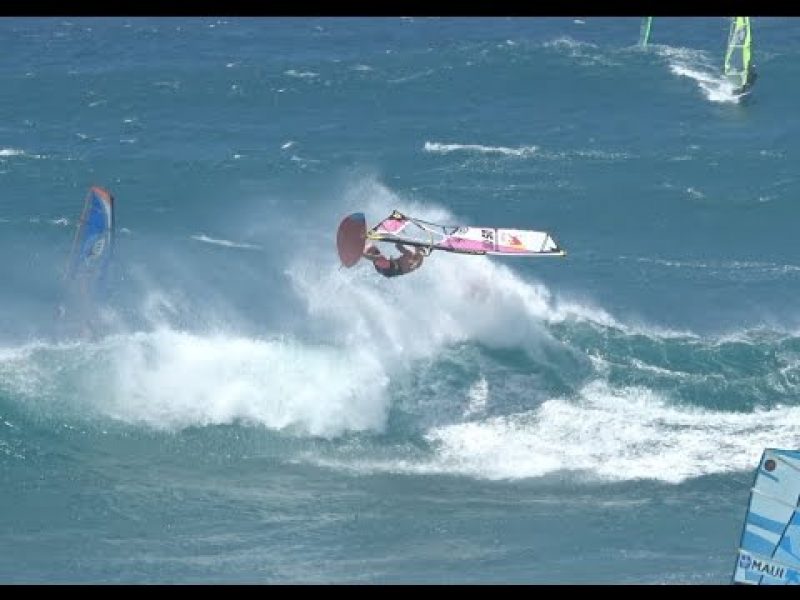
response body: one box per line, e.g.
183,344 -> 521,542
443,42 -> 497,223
336,212 -> 367,267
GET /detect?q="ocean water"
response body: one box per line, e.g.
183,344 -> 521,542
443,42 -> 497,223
1,16 -> 799,584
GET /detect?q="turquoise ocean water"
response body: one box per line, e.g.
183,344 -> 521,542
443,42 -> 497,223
1,17 -> 800,583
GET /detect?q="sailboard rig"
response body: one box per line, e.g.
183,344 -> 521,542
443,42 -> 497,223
336,210 -> 565,267
724,17 -> 756,96
639,17 -> 653,48
63,186 -> 115,301
732,448 -> 800,585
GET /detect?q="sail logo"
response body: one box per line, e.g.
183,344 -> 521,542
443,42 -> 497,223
89,237 -> 106,259
500,232 -> 524,247
738,554 -> 751,569
739,554 -> 786,579
481,228 -> 495,249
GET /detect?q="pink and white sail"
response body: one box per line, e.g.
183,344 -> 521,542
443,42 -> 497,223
367,210 -> 565,257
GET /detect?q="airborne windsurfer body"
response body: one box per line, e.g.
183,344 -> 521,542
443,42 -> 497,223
335,210 -> 566,275
362,242 -> 427,278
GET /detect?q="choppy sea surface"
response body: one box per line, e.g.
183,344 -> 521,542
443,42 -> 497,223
1,16 -> 799,583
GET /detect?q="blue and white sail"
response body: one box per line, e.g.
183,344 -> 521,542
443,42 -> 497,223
64,186 -> 115,300
733,448 -> 800,585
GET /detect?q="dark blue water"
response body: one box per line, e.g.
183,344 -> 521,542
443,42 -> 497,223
1,16 -> 799,583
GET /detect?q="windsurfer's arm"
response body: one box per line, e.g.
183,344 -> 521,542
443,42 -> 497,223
395,243 -> 413,257
363,245 -> 381,261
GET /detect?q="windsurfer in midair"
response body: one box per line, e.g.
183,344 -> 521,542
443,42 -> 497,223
362,242 -> 428,278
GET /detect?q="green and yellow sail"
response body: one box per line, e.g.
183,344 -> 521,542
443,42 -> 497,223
724,17 -> 752,90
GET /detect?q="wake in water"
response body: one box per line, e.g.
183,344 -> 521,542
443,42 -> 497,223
423,140 -> 630,162
655,45 -> 743,103
190,234 -> 263,250
424,141 -> 538,157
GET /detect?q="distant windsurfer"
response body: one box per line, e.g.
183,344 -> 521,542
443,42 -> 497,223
363,242 -> 428,278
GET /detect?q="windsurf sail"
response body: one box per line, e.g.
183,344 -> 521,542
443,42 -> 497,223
365,210 -> 565,258
724,17 -> 753,92
64,186 -> 115,300
337,212 -> 367,267
732,448 -> 800,585
639,17 -> 653,47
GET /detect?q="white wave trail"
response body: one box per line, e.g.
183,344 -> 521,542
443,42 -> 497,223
424,141 -> 538,157
423,141 -> 629,161
658,46 -> 742,104
309,380 -> 800,484
191,234 -> 262,250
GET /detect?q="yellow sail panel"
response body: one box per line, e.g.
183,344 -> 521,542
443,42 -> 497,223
724,17 -> 752,89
